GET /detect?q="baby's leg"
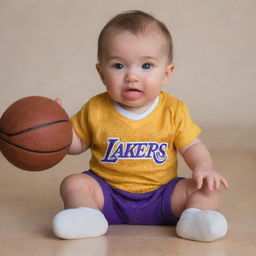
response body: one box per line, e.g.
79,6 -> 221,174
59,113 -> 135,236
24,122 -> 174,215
171,179 -> 227,242
60,173 -> 104,209
52,173 -> 108,239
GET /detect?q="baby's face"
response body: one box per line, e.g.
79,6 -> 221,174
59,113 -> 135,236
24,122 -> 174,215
96,28 -> 174,113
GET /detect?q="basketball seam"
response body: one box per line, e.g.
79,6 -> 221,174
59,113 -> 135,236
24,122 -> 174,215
0,136 -> 70,153
0,119 -> 69,136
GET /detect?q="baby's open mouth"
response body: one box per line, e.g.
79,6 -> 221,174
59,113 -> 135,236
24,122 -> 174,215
126,88 -> 142,92
123,88 -> 143,100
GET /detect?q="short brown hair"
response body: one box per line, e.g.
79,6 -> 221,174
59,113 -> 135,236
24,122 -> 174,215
97,10 -> 173,63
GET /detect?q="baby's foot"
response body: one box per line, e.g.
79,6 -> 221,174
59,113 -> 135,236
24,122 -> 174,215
52,207 -> 108,239
176,208 -> 228,242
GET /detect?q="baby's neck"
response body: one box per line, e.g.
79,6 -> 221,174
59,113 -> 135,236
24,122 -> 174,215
119,102 -> 154,114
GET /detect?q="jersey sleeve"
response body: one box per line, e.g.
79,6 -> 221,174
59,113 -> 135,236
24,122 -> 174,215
173,101 -> 202,149
71,102 -> 92,145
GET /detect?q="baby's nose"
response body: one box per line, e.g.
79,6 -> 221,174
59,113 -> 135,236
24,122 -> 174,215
124,70 -> 139,83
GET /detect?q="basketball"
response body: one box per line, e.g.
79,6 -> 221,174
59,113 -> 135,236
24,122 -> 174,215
0,96 -> 73,171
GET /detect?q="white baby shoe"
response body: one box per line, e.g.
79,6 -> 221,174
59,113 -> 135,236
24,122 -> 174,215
52,207 -> 108,239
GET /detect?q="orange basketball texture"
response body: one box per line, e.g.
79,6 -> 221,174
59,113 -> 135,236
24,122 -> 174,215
0,96 -> 72,171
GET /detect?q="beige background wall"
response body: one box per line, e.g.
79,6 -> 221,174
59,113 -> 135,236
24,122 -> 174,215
0,0 -> 255,151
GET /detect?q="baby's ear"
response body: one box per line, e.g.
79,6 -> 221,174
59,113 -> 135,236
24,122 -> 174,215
96,63 -> 105,83
163,64 -> 175,85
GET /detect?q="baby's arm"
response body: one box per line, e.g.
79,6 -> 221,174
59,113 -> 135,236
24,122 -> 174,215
178,138 -> 229,191
68,128 -> 89,154
54,98 -> 89,155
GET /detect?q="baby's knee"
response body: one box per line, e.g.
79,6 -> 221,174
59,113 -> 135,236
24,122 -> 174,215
200,182 -> 220,199
184,178 -> 220,210
185,178 -> 220,198
60,174 -> 92,196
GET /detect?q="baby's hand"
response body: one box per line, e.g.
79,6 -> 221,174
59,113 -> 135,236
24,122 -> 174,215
54,98 -> 63,106
192,167 -> 229,191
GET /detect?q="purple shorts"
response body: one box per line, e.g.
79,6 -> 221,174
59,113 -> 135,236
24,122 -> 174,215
84,170 -> 183,225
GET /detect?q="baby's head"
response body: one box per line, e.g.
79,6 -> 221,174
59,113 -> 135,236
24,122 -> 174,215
97,10 -> 173,64
96,10 -> 175,113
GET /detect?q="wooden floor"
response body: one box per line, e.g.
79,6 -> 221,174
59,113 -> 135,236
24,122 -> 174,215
0,150 -> 255,256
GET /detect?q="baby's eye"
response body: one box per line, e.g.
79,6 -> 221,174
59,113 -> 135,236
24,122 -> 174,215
142,63 -> 153,69
113,63 -> 124,69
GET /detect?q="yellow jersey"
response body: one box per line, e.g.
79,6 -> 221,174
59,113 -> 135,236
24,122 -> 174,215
71,91 -> 201,193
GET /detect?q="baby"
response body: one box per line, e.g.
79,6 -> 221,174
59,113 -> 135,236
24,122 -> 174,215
53,10 -> 229,242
